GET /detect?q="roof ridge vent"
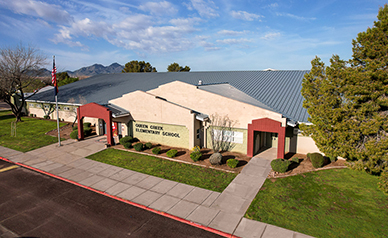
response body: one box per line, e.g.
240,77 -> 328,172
264,68 -> 276,71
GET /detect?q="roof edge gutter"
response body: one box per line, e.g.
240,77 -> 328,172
25,99 -> 82,107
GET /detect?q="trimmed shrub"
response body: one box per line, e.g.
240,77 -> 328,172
310,153 -> 325,168
209,153 -> 222,165
83,122 -> 92,128
329,156 -> 337,163
166,149 -> 178,158
291,157 -> 299,163
378,171 -> 388,194
190,151 -> 202,162
119,136 -> 133,145
134,143 -> 143,151
152,147 -> 161,155
271,159 -> 291,173
123,142 -> 132,149
145,142 -> 152,149
84,127 -> 92,136
192,145 -> 201,153
70,130 -> 78,140
227,158 -> 239,168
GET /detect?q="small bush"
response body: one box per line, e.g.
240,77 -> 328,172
145,142 -> 152,149
152,147 -> 161,155
378,171 -> 388,194
166,149 -> 178,158
29,114 -> 34,117
70,130 -> 78,140
72,125 -> 77,131
227,158 -> 239,168
43,115 -> 50,119
192,145 -> 201,153
123,142 -> 132,149
310,153 -> 325,168
83,122 -> 92,128
119,136 -> 133,145
84,127 -> 92,136
329,156 -> 337,163
134,143 -> 143,151
291,157 -> 299,163
271,159 -> 291,173
190,151 -> 202,162
307,153 -> 311,159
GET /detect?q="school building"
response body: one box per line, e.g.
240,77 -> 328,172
26,70 -> 320,159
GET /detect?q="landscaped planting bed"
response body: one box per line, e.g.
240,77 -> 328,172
86,148 -> 237,192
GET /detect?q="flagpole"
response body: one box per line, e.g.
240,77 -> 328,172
53,55 -> 61,146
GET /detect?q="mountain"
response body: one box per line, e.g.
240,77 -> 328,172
67,63 -> 124,77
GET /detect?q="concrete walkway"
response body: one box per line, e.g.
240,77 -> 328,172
0,138 -> 313,238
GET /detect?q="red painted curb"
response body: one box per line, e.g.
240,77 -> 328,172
0,156 -> 239,238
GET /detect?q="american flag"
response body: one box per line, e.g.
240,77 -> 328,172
52,57 -> 58,95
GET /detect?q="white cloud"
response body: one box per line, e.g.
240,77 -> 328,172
261,32 -> 281,40
268,3 -> 278,8
216,38 -> 252,44
0,0 -> 73,24
276,12 -> 316,21
52,13 -> 201,53
186,0 -> 219,18
139,1 -> 177,15
231,10 -> 263,21
217,30 -> 249,35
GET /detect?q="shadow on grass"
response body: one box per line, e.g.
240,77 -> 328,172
0,114 -> 15,121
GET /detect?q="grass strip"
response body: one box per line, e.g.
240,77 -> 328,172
245,169 -> 388,238
87,148 -> 237,192
0,111 -> 66,152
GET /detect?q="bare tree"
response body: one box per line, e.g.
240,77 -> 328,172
0,43 -> 46,121
208,113 -> 236,152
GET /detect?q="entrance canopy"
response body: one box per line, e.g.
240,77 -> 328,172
247,118 -> 286,159
77,103 -> 114,145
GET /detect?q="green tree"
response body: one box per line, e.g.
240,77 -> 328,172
167,62 -> 190,72
56,72 -> 69,81
122,60 -> 157,73
301,5 -> 388,175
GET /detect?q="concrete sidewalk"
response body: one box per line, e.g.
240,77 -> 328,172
0,138 -> 313,238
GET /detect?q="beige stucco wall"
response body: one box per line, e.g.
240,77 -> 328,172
296,135 -> 321,154
27,102 -> 96,124
148,81 -> 287,128
109,90 -> 197,149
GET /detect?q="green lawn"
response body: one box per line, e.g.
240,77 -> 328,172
0,110 -> 65,152
245,169 -> 388,238
86,148 -> 237,192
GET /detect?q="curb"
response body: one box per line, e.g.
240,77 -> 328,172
0,156 -> 238,238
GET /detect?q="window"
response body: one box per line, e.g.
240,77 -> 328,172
44,105 -> 49,109
64,107 -> 70,111
213,130 -> 243,144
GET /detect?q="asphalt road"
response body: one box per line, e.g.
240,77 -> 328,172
0,160 -> 223,238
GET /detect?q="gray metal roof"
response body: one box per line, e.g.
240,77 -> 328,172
27,70 -> 310,123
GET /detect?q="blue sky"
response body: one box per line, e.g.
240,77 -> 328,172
0,0 -> 386,72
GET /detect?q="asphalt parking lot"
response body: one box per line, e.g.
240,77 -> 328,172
0,160 -> 222,238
